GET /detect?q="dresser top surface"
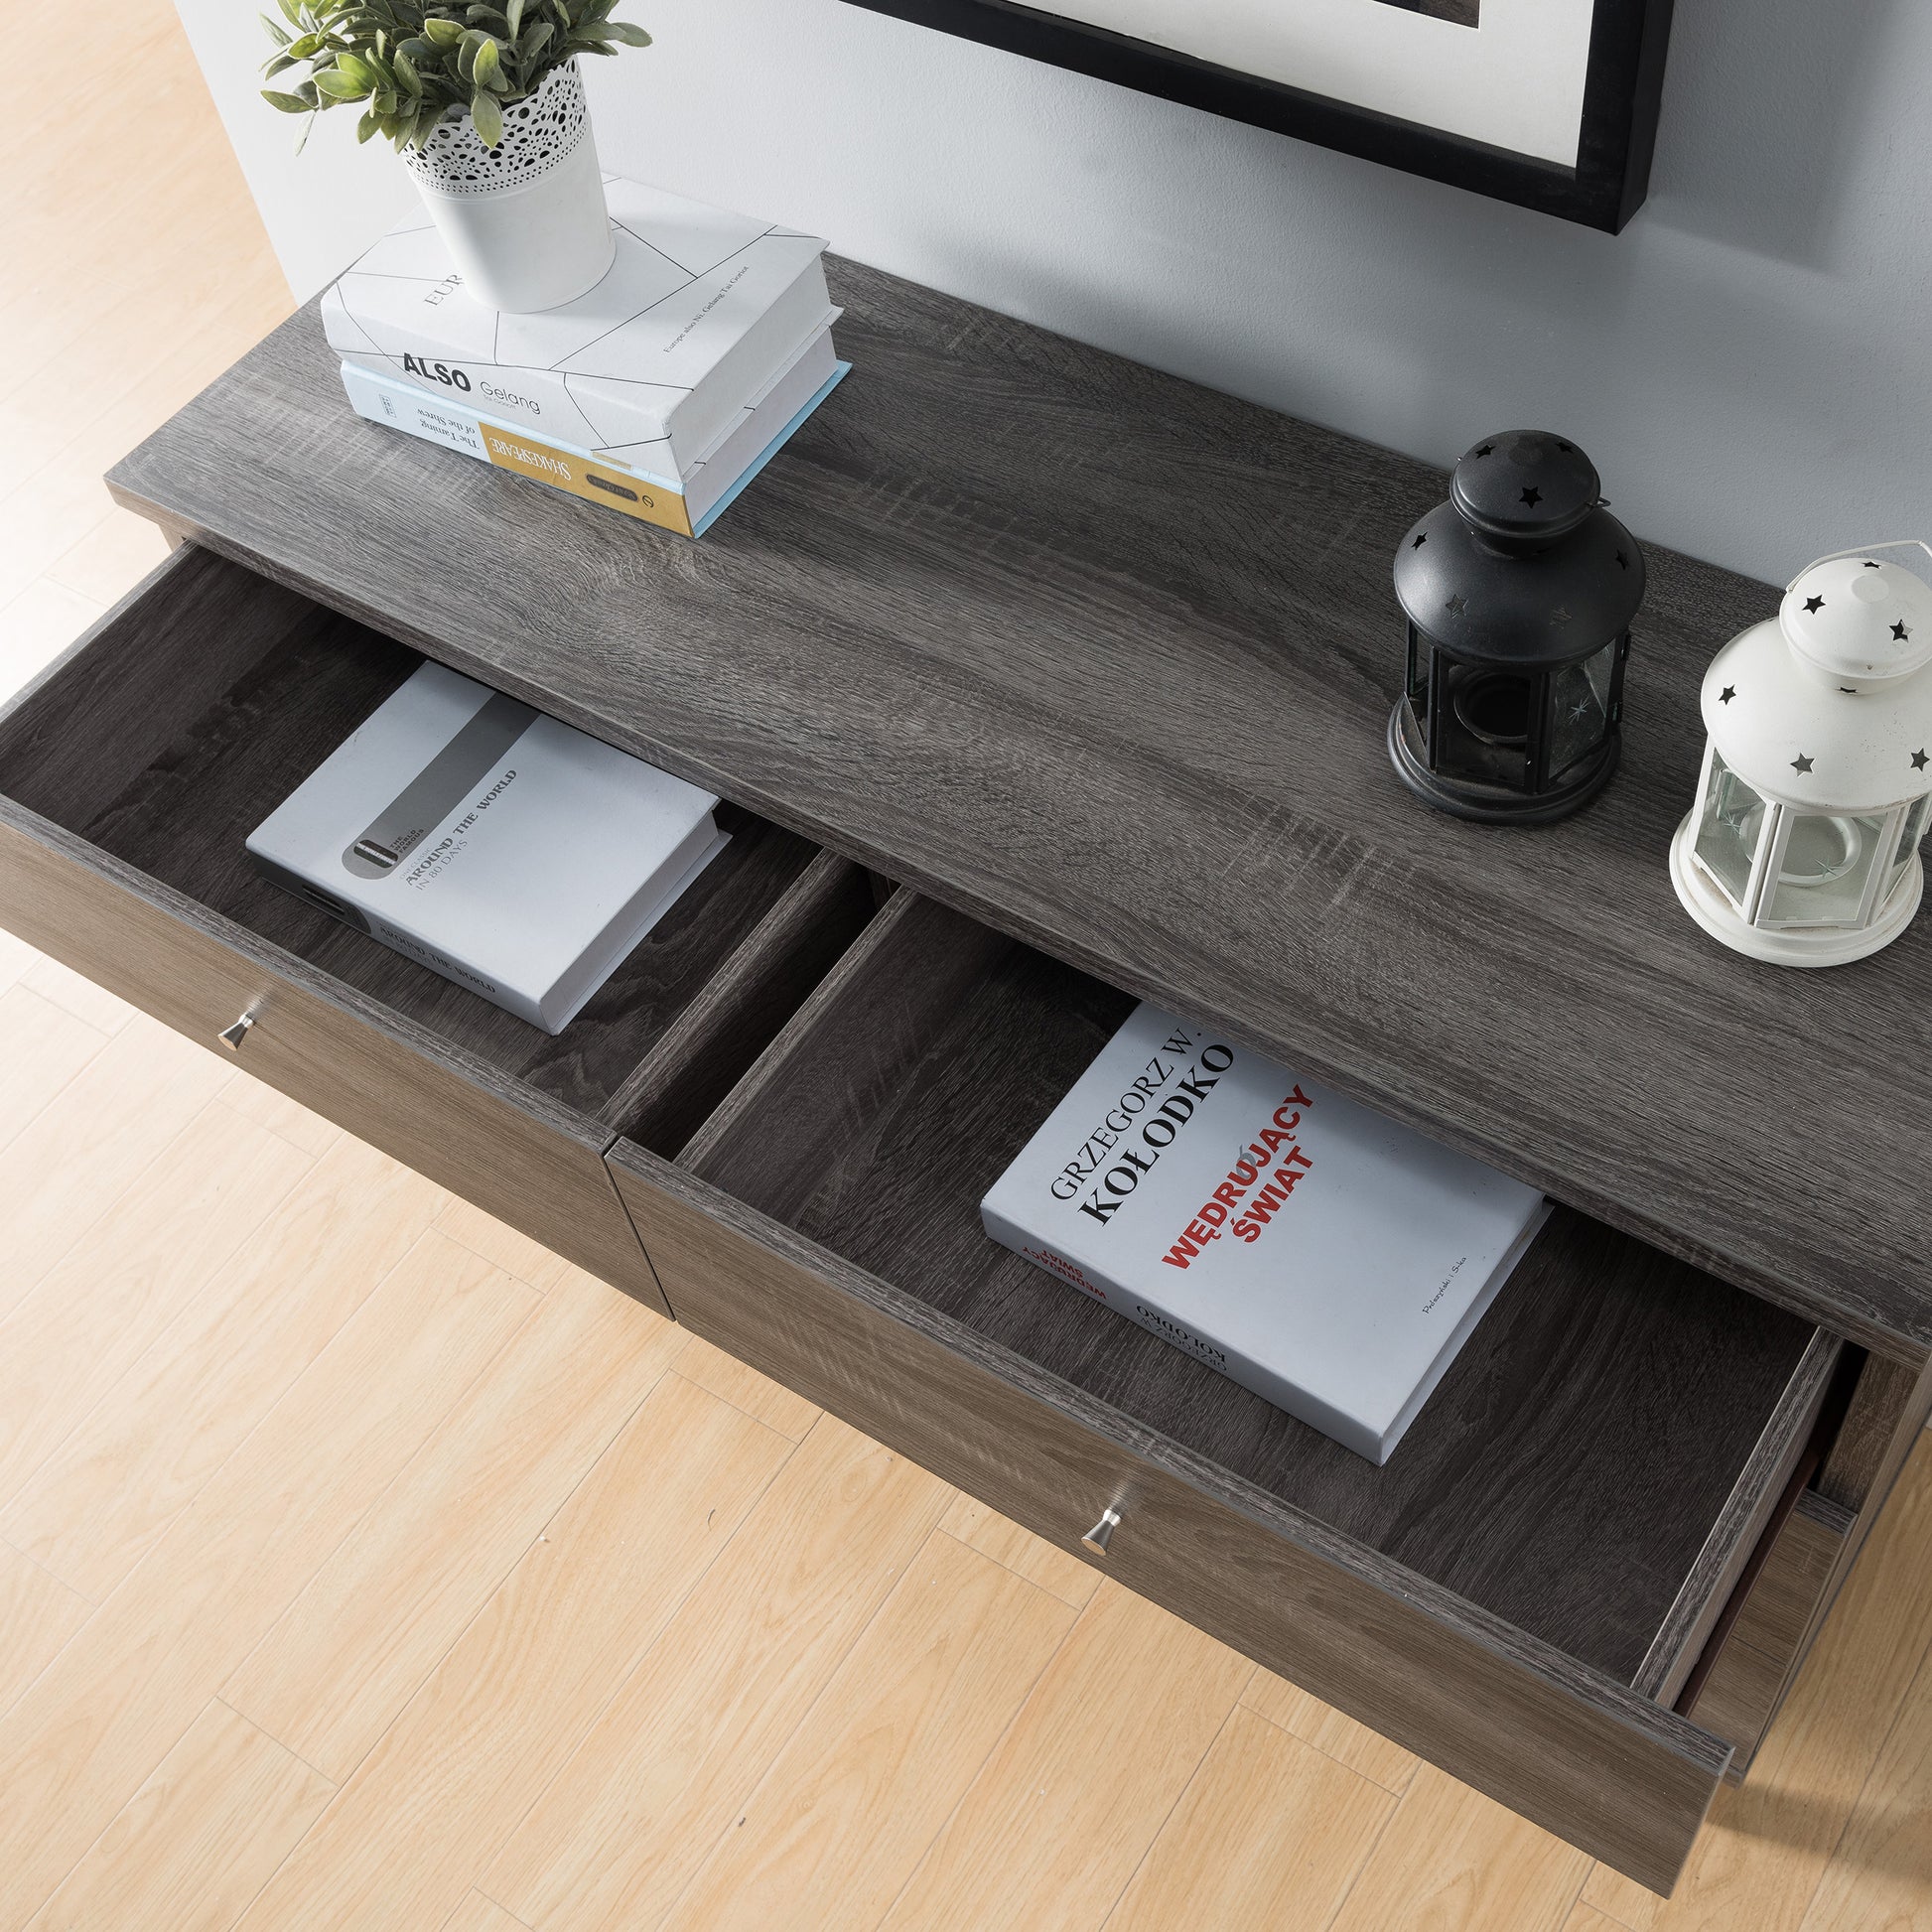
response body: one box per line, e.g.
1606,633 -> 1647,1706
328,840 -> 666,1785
107,259 -> 1932,1354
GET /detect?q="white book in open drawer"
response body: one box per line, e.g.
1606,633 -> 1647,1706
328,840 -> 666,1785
981,1002 -> 1550,1463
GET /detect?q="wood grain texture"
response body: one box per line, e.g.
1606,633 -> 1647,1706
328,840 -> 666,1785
611,848 -> 879,1153
1327,1761 -> 1591,1932
0,1543 -> 89,1721
221,1265 -> 687,1781
1242,1664 -> 1421,1793
1748,1353 -> 1932,1774
655,1529 -> 1076,1932
0,551 -> 823,1125
0,1138 -> 445,1601
877,1579 -> 1252,1932
1682,1497 -> 1845,1775
1104,1702 -> 1397,1932
22,1699 -> 334,1932
483,1414 -> 952,1931
20,952 -> 135,1035
0,805 -> 664,1304
938,1489 -> 1102,1609
103,278 -> 1932,1355
233,1373 -> 793,1932
1816,1353 -> 1920,1513
610,1149 -> 1733,1894
1631,1330 -> 1840,1704
439,1896 -> 529,1932
1796,1635 -> 1932,1931
672,891 -> 1819,1683
0,1009 -> 230,1322
0,1097 -> 312,1502
0,1231 -> 533,1932
1581,1437 -> 1932,1932
0,983 -> 110,1173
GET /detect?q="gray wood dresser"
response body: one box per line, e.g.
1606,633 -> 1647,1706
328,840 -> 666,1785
4,258 -> 1925,1896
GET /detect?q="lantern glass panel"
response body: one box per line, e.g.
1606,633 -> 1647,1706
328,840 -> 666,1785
1547,638 -> 1619,779
1692,750 -> 1767,909
1761,811 -> 1891,930
1885,795 -> 1931,903
1434,659 -> 1535,791
1406,624 -> 1432,724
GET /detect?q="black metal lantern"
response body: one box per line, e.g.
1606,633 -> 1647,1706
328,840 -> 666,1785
1390,432 -> 1645,824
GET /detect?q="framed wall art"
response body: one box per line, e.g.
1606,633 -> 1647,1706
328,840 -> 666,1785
844,0 -> 1676,232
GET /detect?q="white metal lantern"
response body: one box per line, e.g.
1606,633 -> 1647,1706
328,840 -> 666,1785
1670,542 -> 1932,966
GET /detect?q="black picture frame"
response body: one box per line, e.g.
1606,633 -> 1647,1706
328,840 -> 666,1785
842,0 -> 1676,232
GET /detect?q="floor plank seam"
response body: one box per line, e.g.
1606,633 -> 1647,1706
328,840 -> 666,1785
1793,1634 -> 1932,1928
0,1531 -> 97,1608
862,1577 -> 1120,1932
212,1265 -> 561,1776
425,1218 -> 561,1296
0,1055 -> 244,1338
636,1504 -> 989,1932
212,1696 -> 339,1792
1311,1735 -> 1416,1932
207,1089 -> 343,1164
242,1320 -> 697,1798
1237,1681 -> 1420,1799
441,1381 -> 810,1896
0,1535 -> 96,1730
9,1698 -> 213,1932
0,1081 -> 318,1535
466,1882 -> 538,1931
0,984 -> 113,1171
1093,1679 -> 1254,1932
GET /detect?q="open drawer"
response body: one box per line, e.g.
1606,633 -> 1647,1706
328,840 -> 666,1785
0,544 -> 876,1307
608,890 -> 1846,1892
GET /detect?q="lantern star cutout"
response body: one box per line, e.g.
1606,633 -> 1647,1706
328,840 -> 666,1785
1520,486 -> 1543,507
1914,750 -> 1929,770
1720,685 -> 1737,704
1614,550 -> 1630,570
1475,443 -> 1494,457
1412,532 -> 1427,548
1445,594 -> 1467,617
1791,754 -> 1814,773
1804,595 -> 1826,614
1892,621 -> 1911,640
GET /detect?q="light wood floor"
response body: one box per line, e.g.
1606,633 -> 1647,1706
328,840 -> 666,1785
7,6 -> 1932,1928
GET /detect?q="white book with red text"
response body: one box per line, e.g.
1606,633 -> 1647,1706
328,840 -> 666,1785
980,1003 -> 1548,1463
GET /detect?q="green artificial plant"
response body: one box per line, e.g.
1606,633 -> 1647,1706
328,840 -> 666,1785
259,0 -> 649,153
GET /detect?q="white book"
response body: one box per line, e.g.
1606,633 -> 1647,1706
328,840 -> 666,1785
322,176 -> 833,485
981,1003 -> 1550,1463
246,662 -> 727,1034
339,326 -> 846,539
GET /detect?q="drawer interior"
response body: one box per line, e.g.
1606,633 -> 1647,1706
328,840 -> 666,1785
660,890 -> 1839,1693
0,549 -> 875,1129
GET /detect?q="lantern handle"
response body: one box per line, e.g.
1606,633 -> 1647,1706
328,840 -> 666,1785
1786,540 -> 1932,593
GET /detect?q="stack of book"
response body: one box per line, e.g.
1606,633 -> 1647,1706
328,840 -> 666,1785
981,1003 -> 1551,1464
323,178 -> 847,538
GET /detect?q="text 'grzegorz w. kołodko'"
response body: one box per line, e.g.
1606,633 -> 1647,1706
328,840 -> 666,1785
1051,1030 -> 1235,1225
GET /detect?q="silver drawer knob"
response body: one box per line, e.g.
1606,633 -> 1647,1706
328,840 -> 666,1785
1082,1507 -> 1122,1556
217,1011 -> 258,1051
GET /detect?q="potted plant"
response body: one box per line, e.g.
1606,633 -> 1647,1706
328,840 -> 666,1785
261,0 -> 650,313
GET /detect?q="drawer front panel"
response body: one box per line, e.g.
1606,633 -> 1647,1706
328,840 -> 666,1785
0,807 -> 661,1308
612,1146 -> 1731,1894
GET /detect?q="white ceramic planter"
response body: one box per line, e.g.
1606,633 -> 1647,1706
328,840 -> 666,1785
402,60 -> 615,313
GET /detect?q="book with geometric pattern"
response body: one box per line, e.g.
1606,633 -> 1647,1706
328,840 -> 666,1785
323,176 -> 833,487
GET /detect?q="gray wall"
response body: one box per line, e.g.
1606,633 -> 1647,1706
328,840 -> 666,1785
178,0 -> 1931,583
